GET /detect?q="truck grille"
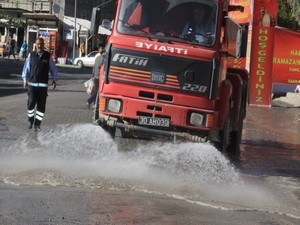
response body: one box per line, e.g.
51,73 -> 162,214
138,91 -> 173,102
108,47 -> 215,98
109,65 -> 181,92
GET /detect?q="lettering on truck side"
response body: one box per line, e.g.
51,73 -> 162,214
136,42 -> 188,55
112,53 -> 149,66
182,83 -> 208,93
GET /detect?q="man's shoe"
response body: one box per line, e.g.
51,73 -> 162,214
34,125 -> 41,131
29,123 -> 33,129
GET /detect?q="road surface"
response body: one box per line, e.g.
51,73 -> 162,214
0,58 -> 299,224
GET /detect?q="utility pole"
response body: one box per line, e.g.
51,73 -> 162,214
72,0 -> 77,61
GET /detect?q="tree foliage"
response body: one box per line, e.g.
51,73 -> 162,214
278,0 -> 300,30
0,13 -> 25,27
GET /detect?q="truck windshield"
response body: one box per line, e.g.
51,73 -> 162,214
117,0 -> 218,46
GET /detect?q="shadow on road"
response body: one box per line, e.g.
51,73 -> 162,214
0,57 -> 92,98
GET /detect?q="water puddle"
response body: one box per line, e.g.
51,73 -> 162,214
0,124 -> 299,218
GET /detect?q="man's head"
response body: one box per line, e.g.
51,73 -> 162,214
98,45 -> 105,54
193,7 -> 205,24
35,38 -> 45,53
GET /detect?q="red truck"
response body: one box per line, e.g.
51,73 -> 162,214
94,0 -> 248,154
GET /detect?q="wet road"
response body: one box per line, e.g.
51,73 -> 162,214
0,58 -> 299,224
240,106 -> 300,178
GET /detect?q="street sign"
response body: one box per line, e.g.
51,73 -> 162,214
53,3 -> 60,14
79,30 -> 89,38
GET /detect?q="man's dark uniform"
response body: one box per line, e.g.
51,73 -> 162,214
27,51 -> 51,128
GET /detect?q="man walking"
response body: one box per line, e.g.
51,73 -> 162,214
20,40 -> 28,60
22,38 -> 58,131
7,38 -> 16,59
86,45 -> 105,109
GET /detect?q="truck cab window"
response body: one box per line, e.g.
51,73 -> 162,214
117,0 -> 218,46
180,6 -> 216,45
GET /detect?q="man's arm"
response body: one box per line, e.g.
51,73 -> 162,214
92,55 -> 103,77
21,53 -> 31,89
49,56 -> 58,89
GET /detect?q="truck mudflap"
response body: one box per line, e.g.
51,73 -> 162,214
97,118 -> 207,143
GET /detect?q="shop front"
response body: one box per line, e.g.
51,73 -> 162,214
23,13 -> 61,61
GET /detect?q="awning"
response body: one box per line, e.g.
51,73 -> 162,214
98,26 -> 111,35
23,13 -> 58,20
63,16 -> 90,30
23,13 -> 58,28
63,16 -> 111,35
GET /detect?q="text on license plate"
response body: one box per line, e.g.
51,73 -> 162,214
138,116 -> 170,127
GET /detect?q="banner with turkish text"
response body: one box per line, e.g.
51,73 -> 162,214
248,0 -> 277,106
249,27 -> 274,106
272,27 -> 300,84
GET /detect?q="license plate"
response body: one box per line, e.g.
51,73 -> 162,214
138,116 -> 170,127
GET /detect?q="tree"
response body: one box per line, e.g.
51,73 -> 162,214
278,0 -> 300,30
0,13 -> 25,27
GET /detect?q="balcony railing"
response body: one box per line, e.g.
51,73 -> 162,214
0,1 -> 52,13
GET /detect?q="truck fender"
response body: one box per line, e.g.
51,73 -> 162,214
217,79 -> 232,129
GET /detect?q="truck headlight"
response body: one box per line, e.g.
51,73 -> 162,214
190,113 -> 204,127
107,99 -> 121,113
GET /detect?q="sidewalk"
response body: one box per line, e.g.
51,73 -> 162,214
272,92 -> 300,107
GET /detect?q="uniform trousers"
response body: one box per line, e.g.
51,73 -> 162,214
27,85 -> 48,126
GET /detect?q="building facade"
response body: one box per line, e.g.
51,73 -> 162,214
0,0 -> 115,59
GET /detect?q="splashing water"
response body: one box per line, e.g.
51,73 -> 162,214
0,124 -> 239,186
1,124 -> 299,218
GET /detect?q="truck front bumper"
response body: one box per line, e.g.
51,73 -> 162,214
97,116 -> 207,143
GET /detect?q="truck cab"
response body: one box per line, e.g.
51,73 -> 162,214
95,0 -> 248,154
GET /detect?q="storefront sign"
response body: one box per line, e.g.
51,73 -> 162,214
272,27 -> 300,84
249,0 -> 277,106
79,30 -> 89,38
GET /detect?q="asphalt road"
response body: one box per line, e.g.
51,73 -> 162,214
0,58 -> 299,225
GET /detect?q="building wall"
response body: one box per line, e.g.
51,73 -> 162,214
0,0 -> 115,58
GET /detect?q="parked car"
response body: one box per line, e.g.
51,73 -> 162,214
73,51 -> 98,68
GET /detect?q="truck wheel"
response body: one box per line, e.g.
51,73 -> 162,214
228,82 -> 247,156
228,105 -> 244,156
219,106 -> 231,153
102,125 -> 116,139
93,92 -> 99,121
120,128 -> 134,139
228,121 -> 242,156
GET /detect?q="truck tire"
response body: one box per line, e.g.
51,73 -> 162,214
102,125 -> 116,139
219,105 -> 231,153
228,83 -> 246,156
228,116 -> 243,156
93,92 -> 99,121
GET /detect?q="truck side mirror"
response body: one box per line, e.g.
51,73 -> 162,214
225,17 -> 247,58
236,29 -> 248,58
